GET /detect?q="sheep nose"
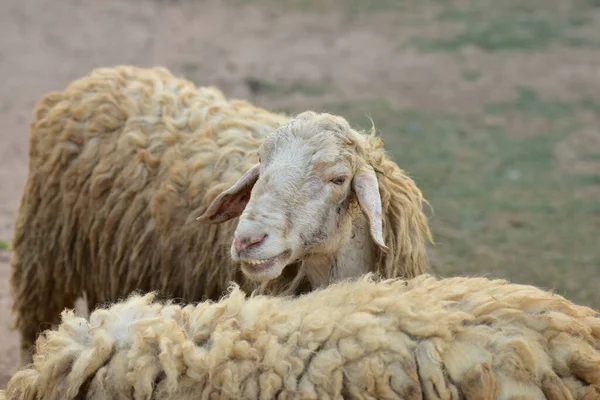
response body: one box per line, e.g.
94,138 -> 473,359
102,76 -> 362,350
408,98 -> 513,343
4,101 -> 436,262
234,232 -> 268,253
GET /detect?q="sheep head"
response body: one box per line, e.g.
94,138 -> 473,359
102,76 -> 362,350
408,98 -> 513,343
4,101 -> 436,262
198,111 -> 390,282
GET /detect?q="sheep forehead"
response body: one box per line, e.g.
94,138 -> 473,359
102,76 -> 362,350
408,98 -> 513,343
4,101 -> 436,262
262,123 -> 354,172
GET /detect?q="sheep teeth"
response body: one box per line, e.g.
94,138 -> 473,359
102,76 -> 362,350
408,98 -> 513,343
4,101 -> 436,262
246,259 -> 266,265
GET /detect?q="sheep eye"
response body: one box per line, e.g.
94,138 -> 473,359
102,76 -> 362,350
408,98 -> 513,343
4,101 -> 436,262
330,176 -> 347,185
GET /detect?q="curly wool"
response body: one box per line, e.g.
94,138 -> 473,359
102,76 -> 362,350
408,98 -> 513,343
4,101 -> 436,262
4,274 -> 600,400
9,65 -> 289,362
9,65 -> 431,363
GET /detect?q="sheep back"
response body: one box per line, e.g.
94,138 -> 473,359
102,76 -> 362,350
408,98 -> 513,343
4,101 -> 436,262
4,274 -> 600,399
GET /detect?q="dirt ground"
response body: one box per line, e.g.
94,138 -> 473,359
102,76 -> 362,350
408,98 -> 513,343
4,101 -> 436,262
1,0 -> 599,388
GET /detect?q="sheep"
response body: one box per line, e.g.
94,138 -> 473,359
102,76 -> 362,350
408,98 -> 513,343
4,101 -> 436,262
9,65 -> 432,366
3,273 -> 600,400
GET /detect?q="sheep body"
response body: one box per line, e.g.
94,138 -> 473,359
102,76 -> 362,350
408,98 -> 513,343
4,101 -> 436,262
4,274 -> 600,399
9,65 -> 289,363
10,65 -> 432,365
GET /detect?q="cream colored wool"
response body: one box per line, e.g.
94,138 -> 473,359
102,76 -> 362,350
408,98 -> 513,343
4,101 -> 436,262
10,65 -> 432,365
4,274 -> 600,400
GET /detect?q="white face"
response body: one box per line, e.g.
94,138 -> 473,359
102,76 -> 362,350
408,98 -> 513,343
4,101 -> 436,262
198,112 -> 387,282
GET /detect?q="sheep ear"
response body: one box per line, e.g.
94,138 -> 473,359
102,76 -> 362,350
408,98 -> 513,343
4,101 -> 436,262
352,166 -> 390,253
197,163 -> 260,224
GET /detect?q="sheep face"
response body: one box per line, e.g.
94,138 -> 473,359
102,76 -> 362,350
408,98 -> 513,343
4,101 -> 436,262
198,111 -> 388,282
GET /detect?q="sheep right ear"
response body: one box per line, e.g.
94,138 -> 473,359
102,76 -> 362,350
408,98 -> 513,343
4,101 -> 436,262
352,165 -> 389,253
197,163 -> 260,224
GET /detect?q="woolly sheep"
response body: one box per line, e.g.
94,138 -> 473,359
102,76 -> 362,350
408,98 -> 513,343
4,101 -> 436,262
10,65 -> 432,365
3,274 -> 600,399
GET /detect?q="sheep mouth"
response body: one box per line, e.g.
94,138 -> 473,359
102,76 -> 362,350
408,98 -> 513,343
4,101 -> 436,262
240,250 -> 292,273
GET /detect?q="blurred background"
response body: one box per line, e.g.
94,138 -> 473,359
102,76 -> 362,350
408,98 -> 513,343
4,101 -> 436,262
0,0 -> 599,385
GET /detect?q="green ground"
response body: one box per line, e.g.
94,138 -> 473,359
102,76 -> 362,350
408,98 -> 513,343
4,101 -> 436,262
224,0 -> 600,308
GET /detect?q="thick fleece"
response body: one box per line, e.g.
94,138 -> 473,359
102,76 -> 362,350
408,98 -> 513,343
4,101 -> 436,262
4,274 -> 600,399
10,65 -> 432,364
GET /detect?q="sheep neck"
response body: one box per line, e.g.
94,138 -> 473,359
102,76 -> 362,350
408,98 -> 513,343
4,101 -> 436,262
303,209 -> 377,288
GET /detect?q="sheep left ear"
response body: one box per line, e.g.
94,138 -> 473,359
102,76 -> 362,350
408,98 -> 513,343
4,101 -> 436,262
352,165 -> 389,253
197,163 -> 260,224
